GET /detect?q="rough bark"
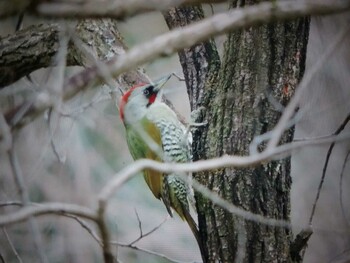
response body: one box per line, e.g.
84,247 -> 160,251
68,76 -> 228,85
201,17 -> 309,263
167,1 -> 309,262
0,24 -> 77,88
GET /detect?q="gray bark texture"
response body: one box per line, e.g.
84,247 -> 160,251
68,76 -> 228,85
0,24 -> 65,88
166,2 -> 309,262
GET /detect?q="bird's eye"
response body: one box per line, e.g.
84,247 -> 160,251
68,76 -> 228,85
143,85 -> 153,97
143,89 -> 149,96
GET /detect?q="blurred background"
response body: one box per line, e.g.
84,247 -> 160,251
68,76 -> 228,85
0,3 -> 350,263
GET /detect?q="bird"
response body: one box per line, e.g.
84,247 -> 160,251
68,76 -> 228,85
119,75 -> 206,262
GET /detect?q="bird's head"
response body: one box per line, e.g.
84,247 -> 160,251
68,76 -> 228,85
119,75 -> 171,124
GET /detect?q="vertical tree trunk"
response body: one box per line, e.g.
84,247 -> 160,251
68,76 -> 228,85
166,1 -> 309,262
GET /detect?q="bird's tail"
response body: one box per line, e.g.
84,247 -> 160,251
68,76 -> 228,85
183,210 -> 208,263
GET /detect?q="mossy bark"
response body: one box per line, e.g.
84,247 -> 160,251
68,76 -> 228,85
166,2 -> 309,262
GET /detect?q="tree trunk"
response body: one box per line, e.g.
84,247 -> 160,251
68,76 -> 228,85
166,2 -> 309,262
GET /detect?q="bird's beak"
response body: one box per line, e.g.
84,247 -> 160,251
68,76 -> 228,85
153,74 -> 172,92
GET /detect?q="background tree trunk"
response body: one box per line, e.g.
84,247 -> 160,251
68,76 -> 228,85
167,2 -> 309,262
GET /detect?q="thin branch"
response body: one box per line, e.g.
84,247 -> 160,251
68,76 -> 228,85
339,151 -> 350,229
70,215 -> 103,246
0,203 -> 97,226
128,214 -> 169,246
46,27 -> 71,163
0,201 -> 23,207
59,93 -> 110,118
0,199 -> 234,262
117,244 -> 192,263
96,203 -> 114,263
66,213 -> 178,263
1,202 -> 102,249
0,112 -> 12,151
308,113 -> 350,225
2,227 -> 23,263
134,210 -> 143,239
57,210 -> 174,262
47,109 -> 66,163
7,146 -> 48,263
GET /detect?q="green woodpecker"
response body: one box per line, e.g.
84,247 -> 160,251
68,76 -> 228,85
119,75 -> 206,261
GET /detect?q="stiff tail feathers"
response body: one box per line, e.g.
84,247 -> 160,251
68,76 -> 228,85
183,209 -> 208,263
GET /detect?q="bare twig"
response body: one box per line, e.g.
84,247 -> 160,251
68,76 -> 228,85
134,210 -> 143,239
0,112 -> 12,151
66,213 -> 178,263
2,227 -> 23,263
117,245 -> 191,263
96,203 -> 114,263
47,109 -> 66,163
0,201 -> 23,207
128,213 -> 169,246
56,210 -> 174,262
67,215 -> 103,246
59,92 -> 110,118
0,203 -> 97,226
308,113 -> 350,225
45,27 -> 71,163
7,146 -> 48,263
339,151 -> 350,228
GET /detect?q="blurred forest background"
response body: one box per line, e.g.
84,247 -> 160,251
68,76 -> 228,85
0,2 -> 350,263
